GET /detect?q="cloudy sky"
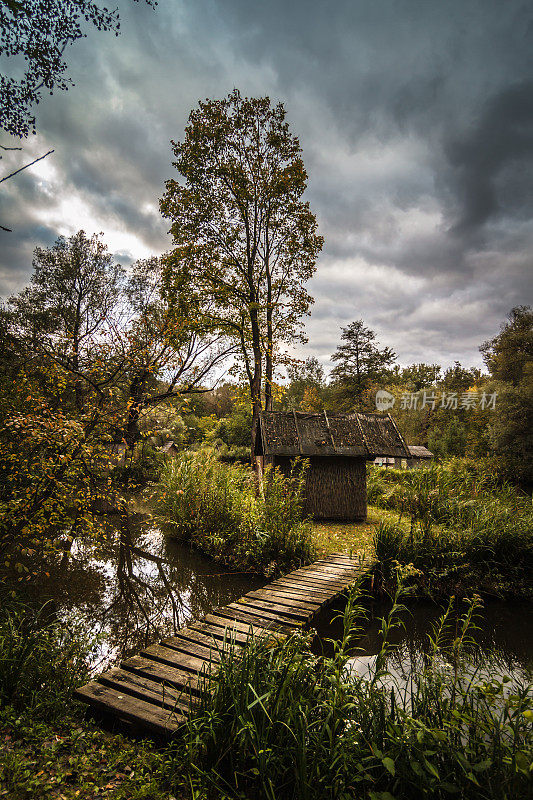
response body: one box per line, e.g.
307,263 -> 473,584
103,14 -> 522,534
1,0 -> 532,372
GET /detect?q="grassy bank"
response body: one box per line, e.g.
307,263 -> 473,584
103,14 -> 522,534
150,449 -> 315,576
311,506 -> 408,557
369,460 -> 533,598
2,581 -> 531,800
0,602 -> 173,800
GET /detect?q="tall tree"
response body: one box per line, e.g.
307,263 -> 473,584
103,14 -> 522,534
330,320 -> 396,407
399,363 -> 441,391
8,230 -> 124,411
481,307 -> 533,485
1,232 -> 232,559
160,90 -> 323,458
283,356 -> 325,411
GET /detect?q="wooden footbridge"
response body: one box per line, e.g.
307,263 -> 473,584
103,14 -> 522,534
75,553 -> 375,736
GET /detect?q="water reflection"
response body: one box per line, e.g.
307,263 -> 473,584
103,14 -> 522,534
312,596 -> 533,684
21,511 -> 263,671
12,511 -> 532,683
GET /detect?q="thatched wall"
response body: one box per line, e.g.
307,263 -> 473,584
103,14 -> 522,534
273,455 -> 367,521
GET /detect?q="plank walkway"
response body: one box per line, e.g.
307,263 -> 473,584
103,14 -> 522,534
75,553 -> 374,736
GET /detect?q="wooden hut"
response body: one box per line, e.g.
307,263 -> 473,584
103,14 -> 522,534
403,445 -> 433,469
254,411 -> 409,521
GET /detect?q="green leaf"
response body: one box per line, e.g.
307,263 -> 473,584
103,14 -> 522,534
382,757 -> 396,776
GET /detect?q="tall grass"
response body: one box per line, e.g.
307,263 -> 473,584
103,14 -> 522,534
151,450 -> 315,575
0,601 -> 92,719
369,460 -> 533,596
178,575 -> 533,799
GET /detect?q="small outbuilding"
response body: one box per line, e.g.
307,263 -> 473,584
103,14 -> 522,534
405,445 -> 434,469
254,411 -> 409,521
374,444 -> 434,469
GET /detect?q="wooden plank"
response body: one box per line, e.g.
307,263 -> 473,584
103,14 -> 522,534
262,584 -> 334,602
298,559 -> 362,573
286,569 -> 355,585
288,566 -> 355,582
237,596 -> 313,620
121,654 -> 202,695
98,667 -> 192,714
269,583 -> 339,600
202,613 -> 275,636
296,565 -> 361,580
74,682 -> 183,736
271,578 -> 335,595
168,627 -> 244,653
225,601 -> 303,626
140,643 -> 208,675
244,589 -> 321,610
213,605 -> 297,631
161,635 -> 223,662
187,620 -> 253,645
276,574 -> 349,590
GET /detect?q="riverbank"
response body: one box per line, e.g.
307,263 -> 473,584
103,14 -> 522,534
1,580 -> 531,800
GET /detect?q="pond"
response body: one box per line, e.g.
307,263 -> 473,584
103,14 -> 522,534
20,510 -> 533,682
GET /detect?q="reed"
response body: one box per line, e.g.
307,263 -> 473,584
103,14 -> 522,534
369,460 -> 532,596
151,449 -> 315,575
0,601 -> 92,719
178,574 -> 533,799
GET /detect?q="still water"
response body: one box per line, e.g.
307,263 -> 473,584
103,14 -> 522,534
22,511 -> 533,680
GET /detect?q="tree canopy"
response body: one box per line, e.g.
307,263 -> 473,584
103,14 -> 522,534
481,306 -> 533,386
1,0 -> 155,138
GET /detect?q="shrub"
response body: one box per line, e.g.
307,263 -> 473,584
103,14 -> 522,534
151,450 -> 315,575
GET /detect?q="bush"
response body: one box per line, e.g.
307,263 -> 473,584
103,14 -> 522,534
179,578 -> 533,799
110,444 -> 165,487
151,450 -> 315,575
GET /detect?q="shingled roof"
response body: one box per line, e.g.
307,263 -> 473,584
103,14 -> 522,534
258,411 -> 409,459
407,445 -> 433,459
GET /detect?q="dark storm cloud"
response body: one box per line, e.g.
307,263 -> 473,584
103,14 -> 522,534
1,0 -> 532,369
445,81 -> 533,234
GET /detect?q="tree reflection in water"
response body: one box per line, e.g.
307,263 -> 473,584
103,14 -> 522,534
22,510 -> 263,671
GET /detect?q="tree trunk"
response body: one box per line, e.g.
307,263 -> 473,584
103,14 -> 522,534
249,304 -> 263,466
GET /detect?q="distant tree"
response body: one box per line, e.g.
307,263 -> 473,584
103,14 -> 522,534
399,363 -> 441,392
428,418 -> 467,458
8,230 -> 124,410
487,381 -> 533,486
441,361 -> 482,392
480,306 -> 533,385
480,307 -> 533,485
330,320 -> 396,407
214,408 -> 253,450
0,0 -> 155,138
160,90 -> 323,458
283,356 -> 325,411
